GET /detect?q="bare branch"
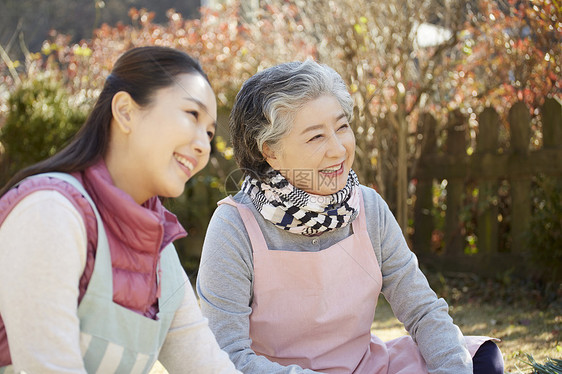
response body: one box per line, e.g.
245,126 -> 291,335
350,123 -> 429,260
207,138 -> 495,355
0,43 -> 21,85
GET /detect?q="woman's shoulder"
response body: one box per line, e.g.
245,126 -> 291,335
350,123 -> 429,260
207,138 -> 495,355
0,176 -> 98,250
0,190 -> 86,240
212,192 -> 253,219
359,184 -> 386,210
202,193 -> 254,263
9,189 -> 79,211
205,193 -> 253,240
359,184 -> 397,234
0,176 -> 88,222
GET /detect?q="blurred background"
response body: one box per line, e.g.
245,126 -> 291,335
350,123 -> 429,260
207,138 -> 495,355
0,1 -> 561,369
1,0 -> 561,278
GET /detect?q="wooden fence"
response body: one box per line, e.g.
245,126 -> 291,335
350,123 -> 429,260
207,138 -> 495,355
413,97 -> 562,277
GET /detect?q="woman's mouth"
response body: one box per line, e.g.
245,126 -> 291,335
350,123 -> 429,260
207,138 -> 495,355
174,153 -> 196,177
319,162 -> 344,176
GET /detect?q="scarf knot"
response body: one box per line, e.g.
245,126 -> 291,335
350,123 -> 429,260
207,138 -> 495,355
241,168 -> 360,236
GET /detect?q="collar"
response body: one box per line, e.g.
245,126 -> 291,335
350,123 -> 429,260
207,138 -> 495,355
74,159 -> 187,254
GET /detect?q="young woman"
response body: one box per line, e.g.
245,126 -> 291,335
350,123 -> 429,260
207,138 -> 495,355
0,46 -> 240,373
197,60 -> 504,374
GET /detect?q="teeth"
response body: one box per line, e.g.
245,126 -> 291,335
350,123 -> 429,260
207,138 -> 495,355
320,164 -> 342,173
175,155 -> 194,171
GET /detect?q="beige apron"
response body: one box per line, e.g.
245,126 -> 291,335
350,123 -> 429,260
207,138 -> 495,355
221,191 -> 491,373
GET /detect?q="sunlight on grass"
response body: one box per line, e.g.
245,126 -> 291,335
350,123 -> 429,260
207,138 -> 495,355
371,296 -> 408,341
451,303 -> 561,373
150,361 -> 167,374
374,296 -> 562,374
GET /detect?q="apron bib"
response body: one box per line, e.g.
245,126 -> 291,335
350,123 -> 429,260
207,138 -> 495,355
221,191 -> 493,374
1,173 -> 185,374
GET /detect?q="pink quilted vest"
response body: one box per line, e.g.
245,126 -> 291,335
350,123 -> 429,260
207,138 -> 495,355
0,160 -> 186,365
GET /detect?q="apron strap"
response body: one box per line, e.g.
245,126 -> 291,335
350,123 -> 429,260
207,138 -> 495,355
218,196 -> 269,254
350,188 -> 366,234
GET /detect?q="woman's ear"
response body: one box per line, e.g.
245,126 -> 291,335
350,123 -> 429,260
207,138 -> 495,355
262,143 -> 280,169
111,91 -> 136,135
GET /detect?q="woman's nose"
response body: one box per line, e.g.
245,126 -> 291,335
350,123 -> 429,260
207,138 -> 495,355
193,129 -> 211,155
327,133 -> 346,157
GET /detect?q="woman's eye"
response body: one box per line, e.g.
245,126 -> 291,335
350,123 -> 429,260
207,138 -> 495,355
207,131 -> 215,140
307,134 -> 323,142
338,123 -> 350,131
186,110 -> 199,120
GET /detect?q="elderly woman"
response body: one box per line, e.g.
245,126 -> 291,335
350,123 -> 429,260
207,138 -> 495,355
197,60 -> 503,374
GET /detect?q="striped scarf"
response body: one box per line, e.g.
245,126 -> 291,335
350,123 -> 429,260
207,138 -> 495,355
241,168 -> 360,236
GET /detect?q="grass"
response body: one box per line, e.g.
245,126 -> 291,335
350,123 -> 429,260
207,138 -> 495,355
373,295 -> 562,374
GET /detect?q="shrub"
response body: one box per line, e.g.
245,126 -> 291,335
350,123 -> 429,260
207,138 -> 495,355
526,174 -> 562,281
0,74 -> 89,176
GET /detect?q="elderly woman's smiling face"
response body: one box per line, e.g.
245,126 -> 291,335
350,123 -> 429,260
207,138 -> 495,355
264,94 -> 355,196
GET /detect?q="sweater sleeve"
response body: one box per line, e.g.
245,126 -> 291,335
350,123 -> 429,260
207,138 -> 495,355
196,204 -> 322,374
0,191 -> 88,373
157,271 -> 241,373
361,187 -> 473,374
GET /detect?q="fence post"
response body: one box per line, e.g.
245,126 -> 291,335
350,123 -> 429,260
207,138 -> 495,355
542,97 -> 562,148
413,113 -> 437,254
509,101 -> 531,254
538,97 -> 562,279
476,107 -> 500,256
444,109 -> 467,255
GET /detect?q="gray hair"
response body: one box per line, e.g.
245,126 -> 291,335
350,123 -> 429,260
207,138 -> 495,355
230,60 -> 354,180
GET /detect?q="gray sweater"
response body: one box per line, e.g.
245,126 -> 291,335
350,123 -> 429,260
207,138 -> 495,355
196,185 -> 473,374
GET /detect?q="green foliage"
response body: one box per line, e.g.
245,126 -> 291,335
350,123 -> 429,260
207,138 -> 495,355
0,75 -> 88,174
520,354 -> 562,374
525,175 -> 562,280
164,169 -> 227,279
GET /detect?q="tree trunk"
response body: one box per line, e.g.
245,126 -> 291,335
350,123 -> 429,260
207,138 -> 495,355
397,115 -> 409,236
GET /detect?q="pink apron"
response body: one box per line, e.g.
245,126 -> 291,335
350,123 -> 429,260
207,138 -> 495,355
221,192 -> 492,374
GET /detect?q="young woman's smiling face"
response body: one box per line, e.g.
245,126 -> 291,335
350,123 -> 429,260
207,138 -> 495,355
108,73 -> 217,204
265,94 -> 355,196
